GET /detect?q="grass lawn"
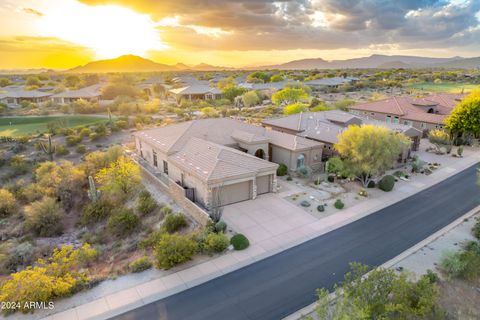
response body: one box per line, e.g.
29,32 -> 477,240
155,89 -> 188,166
0,115 -> 108,137
408,82 -> 480,93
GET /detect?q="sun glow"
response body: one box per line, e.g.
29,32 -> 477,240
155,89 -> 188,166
39,1 -> 167,59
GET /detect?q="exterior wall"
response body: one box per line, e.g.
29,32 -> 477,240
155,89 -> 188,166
270,144 -> 323,171
238,141 -> 269,159
263,124 -> 300,136
168,162 -> 209,207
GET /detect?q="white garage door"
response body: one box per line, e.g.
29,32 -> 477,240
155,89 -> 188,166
218,181 -> 251,206
256,175 -> 270,195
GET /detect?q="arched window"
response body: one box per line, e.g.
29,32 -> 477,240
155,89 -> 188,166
297,154 -> 305,168
254,149 -> 265,159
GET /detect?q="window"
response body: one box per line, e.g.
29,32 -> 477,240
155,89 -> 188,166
393,116 -> 399,124
403,120 -> 413,126
163,160 -> 169,174
386,115 -> 392,123
421,123 -> 427,129
153,150 -> 158,167
296,154 -> 305,168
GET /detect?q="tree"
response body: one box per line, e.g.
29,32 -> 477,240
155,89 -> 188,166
0,77 -> 12,87
25,76 -> 41,87
270,74 -> 284,82
65,75 -> 81,88
246,71 -> 270,83
445,91 -> 480,137
272,87 -> 310,106
241,90 -> 260,108
24,197 -> 64,237
222,85 -> 247,102
0,244 -> 96,315
200,107 -> 219,118
335,125 -> 411,187
316,263 -> 439,319
102,83 -> 139,100
283,102 -> 308,115
334,99 -> 355,111
95,156 -> 141,197
428,129 -> 451,153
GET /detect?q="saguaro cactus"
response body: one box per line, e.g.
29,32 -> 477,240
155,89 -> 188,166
107,108 -> 113,125
87,175 -> 101,202
40,135 -> 55,161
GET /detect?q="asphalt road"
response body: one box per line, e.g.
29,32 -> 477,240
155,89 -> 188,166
112,163 -> 480,320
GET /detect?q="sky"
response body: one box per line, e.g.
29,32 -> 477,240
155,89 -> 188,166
0,0 -> 479,69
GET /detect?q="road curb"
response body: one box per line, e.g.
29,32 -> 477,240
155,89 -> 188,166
283,204 -> 480,320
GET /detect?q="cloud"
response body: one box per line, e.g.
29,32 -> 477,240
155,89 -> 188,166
78,0 -> 480,53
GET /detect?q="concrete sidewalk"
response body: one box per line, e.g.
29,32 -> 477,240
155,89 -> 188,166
28,151 -> 480,320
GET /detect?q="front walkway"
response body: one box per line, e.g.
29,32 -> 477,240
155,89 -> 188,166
25,151 -> 480,320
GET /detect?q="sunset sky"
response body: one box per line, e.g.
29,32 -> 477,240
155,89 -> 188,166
0,0 -> 479,69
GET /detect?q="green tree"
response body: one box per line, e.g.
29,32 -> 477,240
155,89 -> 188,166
65,75 -> 81,88
283,102 -> 308,115
25,76 -> 41,87
270,74 -> 284,82
334,99 -> 355,111
241,90 -> 260,108
246,71 -> 270,83
222,85 -> 247,102
272,87 -> 310,106
316,263 -> 439,319
95,156 -> 141,197
335,125 -> 411,187
0,77 -> 12,87
445,91 -> 480,137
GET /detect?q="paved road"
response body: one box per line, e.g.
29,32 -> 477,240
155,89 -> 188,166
113,164 -> 480,320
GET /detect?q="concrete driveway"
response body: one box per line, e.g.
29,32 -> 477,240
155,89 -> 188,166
222,193 -> 318,249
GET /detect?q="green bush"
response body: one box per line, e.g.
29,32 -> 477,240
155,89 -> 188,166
230,234 -> 249,250
473,221 -> 480,240
160,206 -> 173,216
82,199 -> 114,224
24,197 -> 64,237
66,135 -> 82,146
334,199 -> 345,210
55,145 -> 70,156
138,230 -> 163,249
162,213 -> 188,233
378,175 -> 395,192
129,256 -> 152,273
0,189 -> 16,217
205,232 -> 229,253
137,191 -> 158,216
154,233 -> 197,269
317,204 -> 325,212
76,144 -> 87,154
215,220 -> 227,233
367,180 -> 376,188
440,243 -> 480,280
327,175 -> 335,183
107,209 -> 140,236
276,164 -> 288,176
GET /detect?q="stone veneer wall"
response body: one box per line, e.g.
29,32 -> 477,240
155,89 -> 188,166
139,165 -> 211,226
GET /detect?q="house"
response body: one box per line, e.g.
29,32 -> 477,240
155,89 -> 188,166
262,110 -> 422,161
50,84 -> 103,105
349,93 -> 465,134
169,85 -> 223,102
133,118 -> 323,208
304,77 -> 358,90
0,86 -> 52,107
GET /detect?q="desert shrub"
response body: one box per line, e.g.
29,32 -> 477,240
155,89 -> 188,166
473,221 -> 480,240
297,165 -> 312,178
162,213 -> 188,233
378,175 -> 395,192
317,204 -> 325,212
154,233 -> 197,269
286,176 -> 292,181
66,135 -> 82,146
0,189 -> 16,216
334,199 -> 345,210
137,190 -> 158,216
129,256 -> 152,273
82,199 -> 114,224
205,232 -> 229,254
55,145 -> 70,156
367,180 -> 376,188
9,155 -> 28,176
215,220 -> 227,233
230,234 -> 249,250
440,243 -> 480,280
138,230 -> 163,250
160,206 -> 173,215
107,208 -> 140,236
425,269 -> 439,283
76,144 -> 87,154
358,189 -> 368,197
276,164 -> 288,176
24,197 -> 64,237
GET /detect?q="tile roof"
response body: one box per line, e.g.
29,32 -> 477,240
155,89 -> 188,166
51,84 -> 102,98
169,85 -> 222,95
168,137 -> 277,184
350,93 -> 465,124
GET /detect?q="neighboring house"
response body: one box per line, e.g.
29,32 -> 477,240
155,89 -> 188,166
50,84 -> 103,105
133,118 -> 323,208
238,81 -> 291,92
349,93 -> 465,134
169,85 -> 223,102
137,76 -> 165,97
262,110 -> 422,161
305,77 -> 358,89
0,86 -> 52,107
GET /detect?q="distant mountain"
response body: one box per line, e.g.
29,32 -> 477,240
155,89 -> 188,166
191,63 -> 232,71
256,54 -> 477,70
67,55 -> 177,73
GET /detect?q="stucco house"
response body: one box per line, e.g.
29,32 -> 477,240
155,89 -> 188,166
262,110 -> 422,161
133,118 -> 323,208
0,86 -> 52,107
169,85 -> 222,102
349,93 -> 465,135
50,84 -> 103,105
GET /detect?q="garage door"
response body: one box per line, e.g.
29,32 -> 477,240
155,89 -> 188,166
256,175 -> 270,195
218,181 -> 251,206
